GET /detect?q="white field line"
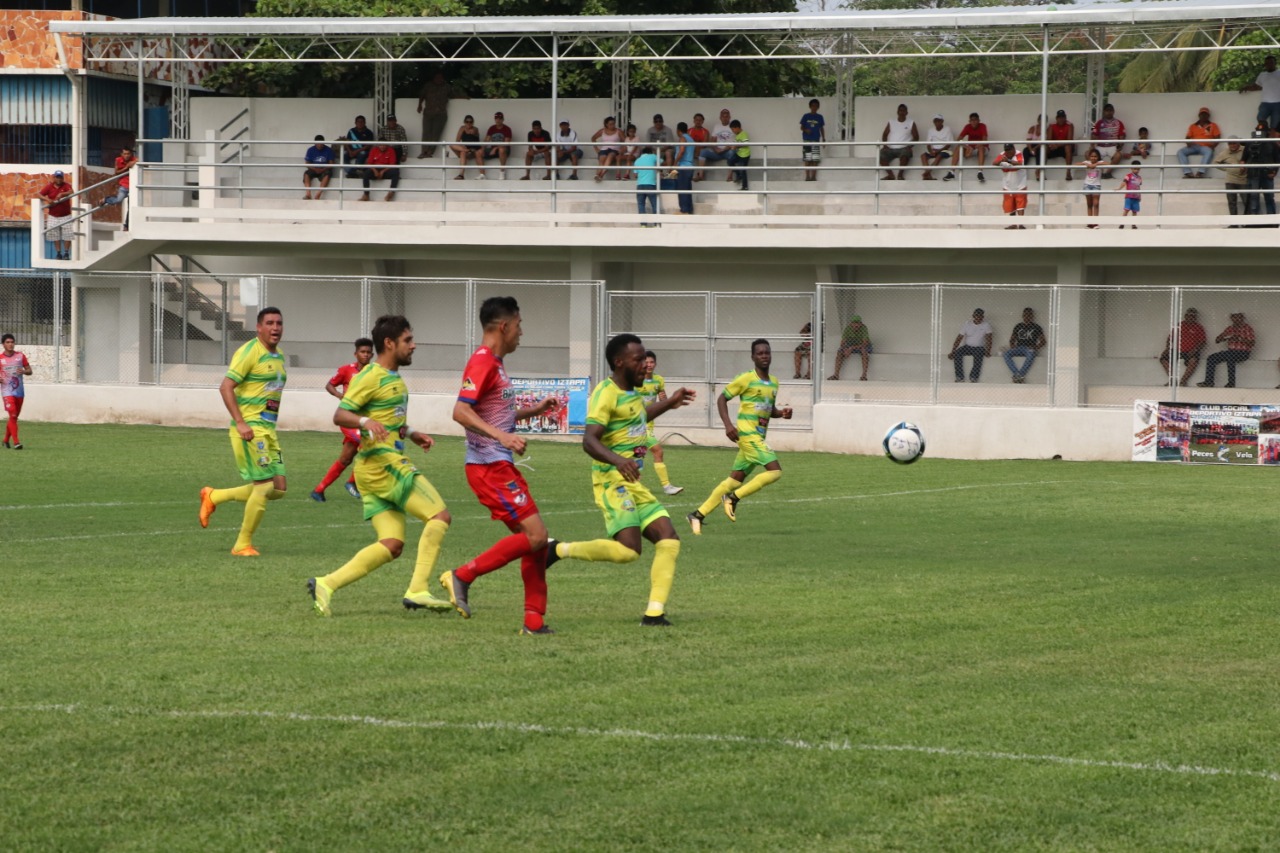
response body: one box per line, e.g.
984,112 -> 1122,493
5,703 -> 1277,784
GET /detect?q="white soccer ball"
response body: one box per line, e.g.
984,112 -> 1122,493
883,421 -> 925,465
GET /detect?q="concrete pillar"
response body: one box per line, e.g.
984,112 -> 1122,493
569,247 -> 597,379
1053,250 -> 1085,407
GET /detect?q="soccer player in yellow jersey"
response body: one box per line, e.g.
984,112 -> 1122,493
306,315 -> 453,617
640,350 -> 683,496
687,338 -> 792,535
544,334 -> 695,626
198,307 -> 287,556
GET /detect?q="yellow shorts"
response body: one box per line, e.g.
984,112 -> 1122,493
230,424 -> 284,482
356,455 -> 446,523
591,469 -> 670,537
732,432 -> 778,474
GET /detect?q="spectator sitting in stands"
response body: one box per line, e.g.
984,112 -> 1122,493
1198,312 -> 1254,388
920,114 -> 954,181
360,141 -> 400,202
521,120 -> 552,180
688,113 -> 711,181
1178,107 -> 1221,178
948,308 -> 992,383
701,109 -> 736,179
303,135 -> 335,200
956,112 -> 990,183
620,123 -> 641,180
1158,307 -> 1206,387
591,116 -> 623,182
829,315 -> 872,381
340,115 -> 375,177
378,114 -> 408,165
648,114 -> 677,167
1212,139 -> 1249,220
1002,307 -> 1046,384
1045,109 -> 1075,181
484,112 -> 511,177
794,321 -> 812,380
880,103 -> 918,181
1089,103 -> 1127,177
449,115 -> 486,180
555,120 -> 583,179
1133,126 -> 1153,160
1023,114 -> 1044,179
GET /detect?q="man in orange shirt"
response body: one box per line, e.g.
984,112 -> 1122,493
1177,107 -> 1221,178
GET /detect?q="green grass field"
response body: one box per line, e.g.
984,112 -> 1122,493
3,422 -> 1279,851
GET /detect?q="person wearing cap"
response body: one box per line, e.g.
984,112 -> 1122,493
956,112 -> 989,183
920,114 -> 954,181
1045,109 -> 1075,181
484,112 -> 511,177
554,119 -> 583,179
1198,312 -> 1255,388
302,135 -> 335,200
828,315 -> 872,382
1002,308 -> 1046,384
1239,55 -> 1280,132
37,170 -> 74,260
378,114 -> 408,164
449,114 -> 486,179
1177,107 -> 1220,178
880,103 -> 918,181
800,99 -> 826,182
1158,308 -> 1206,387
521,120 -> 552,180
993,143 -> 1028,227
1089,103 -> 1127,176
647,114 -> 677,167
948,308 -> 993,384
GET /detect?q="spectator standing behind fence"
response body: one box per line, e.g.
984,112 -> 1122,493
949,308 -> 992,383
37,170 -> 73,260
1239,55 -> 1280,131
921,114 -> 954,181
1046,110 -> 1075,180
1178,107 -> 1221,178
1159,307 -> 1206,387
1244,124 -> 1278,220
1002,307 -> 1046,384
417,71 -> 466,159
801,99 -> 826,182
483,112 -> 511,178
634,146 -> 659,224
303,135 -> 335,200
880,104 -> 918,181
450,115 -> 486,180
828,316 -> 871,382
994,143 -> 1027,227
1089,104 -> 1127,177
1079,148 -> 1104,227
1116,161 -> 1143,227
956,112 -> 989,183
1213,140 -> 1249,221
729,120 -> 752,191
592,116 -> 622,181
648,114 -> 677,167
794,321 -> 812,380
360,141 -> 400,202
341,115 -> 374,177
673,122 -> 696,214
1198,312 -> 1255,388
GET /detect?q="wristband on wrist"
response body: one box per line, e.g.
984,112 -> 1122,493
359,416 -> 369,428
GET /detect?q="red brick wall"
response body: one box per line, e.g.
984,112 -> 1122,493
0,11 -> 85,71
2,168 -> 121,223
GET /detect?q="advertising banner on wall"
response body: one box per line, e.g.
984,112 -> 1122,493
512,377 -> 590,435
1133,400 -> 1280,465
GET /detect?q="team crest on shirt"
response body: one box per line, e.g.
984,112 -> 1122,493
256,440 -> 265,450
257,455 -> 269,466
394,406 -> 406,419
461,377 -> 476,392
614,485 -> 636,512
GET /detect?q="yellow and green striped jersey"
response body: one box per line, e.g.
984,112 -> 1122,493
339,362 -> 410,466
587,377 -> 648,474
724,370 -> 779,438
639,373 -> 666,406
225,338 -> 287,428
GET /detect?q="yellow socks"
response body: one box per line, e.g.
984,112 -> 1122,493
645,539 -> 680,617
407,519 -> 449,594
232,482 -> 274,551
323,542 -> 394,591
561,539 -> 639,563
655,462 -> 671,488
734,469 -> 781,499
697,478 -> 739,517
211,483 -> 254,506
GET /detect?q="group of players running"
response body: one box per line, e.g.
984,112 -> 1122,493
198,297 -> 792,632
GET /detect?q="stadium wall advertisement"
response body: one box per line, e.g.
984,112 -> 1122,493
1132,400 -> 1280,465
511,377 -> 587,435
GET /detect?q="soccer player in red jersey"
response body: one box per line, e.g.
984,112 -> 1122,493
439,296 -> 561,635
310,338 -> 374,502
2,332 -> 33,449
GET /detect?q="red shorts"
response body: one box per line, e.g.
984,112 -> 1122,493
3,396 -> 21,416
1003,193 -> 1028,214
466,460 -> 540,524
340,426 -> 361,445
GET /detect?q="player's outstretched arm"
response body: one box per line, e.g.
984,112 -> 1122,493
335,407 -> 387,441
645,386 -> 695,422
514,395 -> 557,421
452,399 -> 526,456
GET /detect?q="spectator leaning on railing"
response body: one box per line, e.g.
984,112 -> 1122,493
36,170 -> 74,260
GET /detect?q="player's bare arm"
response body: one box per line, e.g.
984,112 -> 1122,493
716,393 -> 739,443
583,423 -> 640,482
219,377 -> 254,441
514,395 -> 557,421
324,381 -> 344,399
452,399 -> 526,455
334,406 -> 387,441
645,387 -> 696,421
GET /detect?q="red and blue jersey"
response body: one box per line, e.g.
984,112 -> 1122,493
1,351 -> 30,398
329,362 -> 361,394
458,346 -> 516,465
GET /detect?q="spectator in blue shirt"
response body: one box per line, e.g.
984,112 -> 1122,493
634,146 -> 659,224
800,99 -> 826,182
303,135 -> 336,200
674,122 -> 697,214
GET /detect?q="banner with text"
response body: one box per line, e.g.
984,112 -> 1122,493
512,377 -> 590,435
1133,400 -> 1280,465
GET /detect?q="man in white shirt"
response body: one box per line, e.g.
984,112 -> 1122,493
920,114 -> 955,180
880,103 -> 919,181
948,308 -> 994,383
1241,55 -> 1280,133
701,108 -> 737,177
554,120 -> 583,179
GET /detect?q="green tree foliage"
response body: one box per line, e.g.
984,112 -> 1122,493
1209,30 -> 1280,92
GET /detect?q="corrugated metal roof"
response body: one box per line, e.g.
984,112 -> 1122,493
0,227 -> 36,272
87,76 -> 140,131
0,77 -> 70,125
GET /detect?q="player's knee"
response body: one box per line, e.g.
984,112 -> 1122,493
380,538 -> 405,559
525,529 -> 548,551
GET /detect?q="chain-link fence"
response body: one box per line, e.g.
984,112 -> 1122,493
818,283 -> 1280,408
608,290 -> 815,431
0,271 -> 70,382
